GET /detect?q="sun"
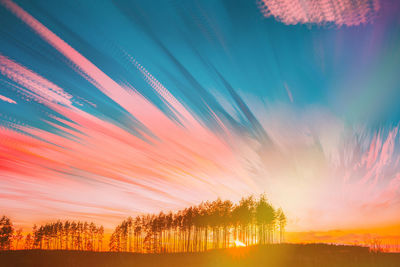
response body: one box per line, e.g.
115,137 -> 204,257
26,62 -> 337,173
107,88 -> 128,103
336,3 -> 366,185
234,240 -> 246,247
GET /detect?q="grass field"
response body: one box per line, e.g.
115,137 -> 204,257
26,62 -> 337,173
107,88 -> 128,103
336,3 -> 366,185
1,244 -> 399,267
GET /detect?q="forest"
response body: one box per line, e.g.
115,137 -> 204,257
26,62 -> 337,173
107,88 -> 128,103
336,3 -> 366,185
0,216 -> 105,251
109,195 -> 286,253
0,194 -> 286,253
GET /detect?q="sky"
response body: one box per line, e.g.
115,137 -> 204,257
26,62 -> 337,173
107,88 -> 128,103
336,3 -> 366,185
1,0 -> 400,242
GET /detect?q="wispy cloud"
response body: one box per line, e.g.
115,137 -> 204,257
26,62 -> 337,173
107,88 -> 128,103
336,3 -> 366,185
0,94 -> 16,104
258,0 -> 380,26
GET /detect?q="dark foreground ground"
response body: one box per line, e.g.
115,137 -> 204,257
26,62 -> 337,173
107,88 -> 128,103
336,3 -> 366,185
1,244 -> 400,267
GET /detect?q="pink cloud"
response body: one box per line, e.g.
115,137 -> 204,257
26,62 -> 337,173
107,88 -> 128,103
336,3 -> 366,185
0,54 -> 72,106
0,1 -> 253,230
258,0 -> 380,26
0,94 -> 16,104
284,82 -> 293,103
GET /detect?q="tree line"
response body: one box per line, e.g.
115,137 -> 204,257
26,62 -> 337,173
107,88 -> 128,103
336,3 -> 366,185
109,194 -> 286,253
0,194 -> 286,253
0,216 -> 104,251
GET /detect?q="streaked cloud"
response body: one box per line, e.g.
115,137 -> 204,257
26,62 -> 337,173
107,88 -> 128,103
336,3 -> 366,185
258,0 -> 380,26
0,94 -> 16,104
0,0 -> 399,236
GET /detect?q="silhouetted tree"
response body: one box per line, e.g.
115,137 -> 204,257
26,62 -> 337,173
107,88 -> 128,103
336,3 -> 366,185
276,208 -> 287,243
110,194 -> 286,253
27,220 -> 103,251
97,226 -> 104,251
13,228 -> 23,250
0,216 -> 14,250
24,233 -> 33,250
255,194 -> 275,244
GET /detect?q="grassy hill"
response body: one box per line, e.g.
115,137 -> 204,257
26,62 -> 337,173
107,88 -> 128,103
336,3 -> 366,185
1,244 -> 399,267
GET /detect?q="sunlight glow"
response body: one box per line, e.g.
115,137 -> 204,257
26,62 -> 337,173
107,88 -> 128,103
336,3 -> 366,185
234,240 -> 246,247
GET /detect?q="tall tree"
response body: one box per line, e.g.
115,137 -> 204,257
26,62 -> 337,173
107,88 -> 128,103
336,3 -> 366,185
276,208 -> 287,243
255,195 -> 275,244
14,228 -> 23,250
0,216 -> 14,250
98,226 -> 104,251
24,233 -> 33,250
